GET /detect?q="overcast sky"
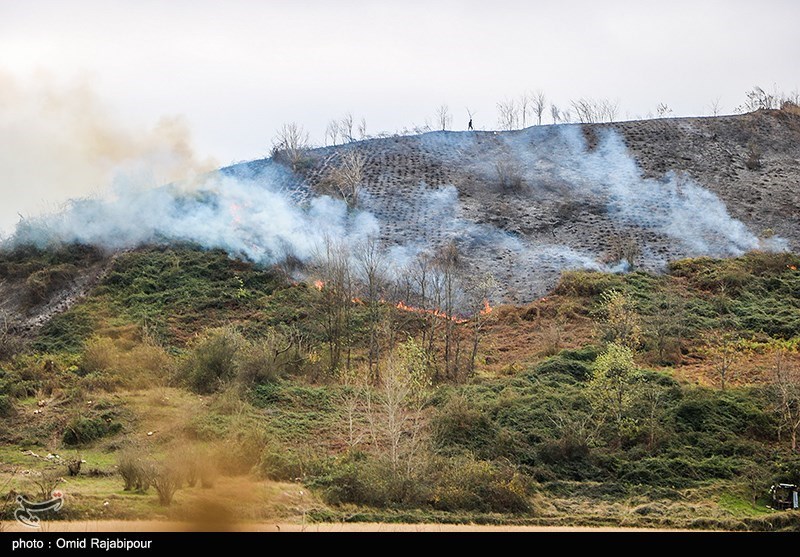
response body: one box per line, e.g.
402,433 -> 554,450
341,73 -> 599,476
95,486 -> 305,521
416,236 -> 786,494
1,0 -> 799,234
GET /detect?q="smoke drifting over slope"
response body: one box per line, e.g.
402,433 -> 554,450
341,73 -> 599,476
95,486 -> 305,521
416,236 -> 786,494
0,71 -> 215,236
497,126 -> 783,257
11,165 -> 378,265
3,117 -> 788,303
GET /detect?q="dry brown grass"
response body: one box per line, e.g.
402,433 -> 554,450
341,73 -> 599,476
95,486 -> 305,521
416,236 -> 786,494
480,299 -> 595,376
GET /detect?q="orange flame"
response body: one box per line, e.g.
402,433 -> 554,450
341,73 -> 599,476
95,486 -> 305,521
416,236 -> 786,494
313,280 -> 324,290
789,265 -> 798,271
480,299 -> 493,316
351,297 -> 364,305
395,301 -> 468,324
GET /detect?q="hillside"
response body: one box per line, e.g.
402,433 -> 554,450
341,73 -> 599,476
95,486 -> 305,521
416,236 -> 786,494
225,108 -> 800,304
1,110 -> 800,531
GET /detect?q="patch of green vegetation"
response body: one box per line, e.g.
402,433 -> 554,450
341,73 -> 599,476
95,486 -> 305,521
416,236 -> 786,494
718,492 -> 772,517
33,304 -> 98,353
98,245 -> 283,343
62,416 -> 124,446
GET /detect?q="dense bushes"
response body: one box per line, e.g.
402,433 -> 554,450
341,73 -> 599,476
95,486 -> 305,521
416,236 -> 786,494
179,326 -> 307,394
62,415 -> 123,445
314,453 -> 531,514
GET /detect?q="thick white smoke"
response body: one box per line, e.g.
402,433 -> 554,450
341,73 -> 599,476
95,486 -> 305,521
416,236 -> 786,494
501,126 -> 787,257
9,164 -> 379,265
0,71 -> 216,237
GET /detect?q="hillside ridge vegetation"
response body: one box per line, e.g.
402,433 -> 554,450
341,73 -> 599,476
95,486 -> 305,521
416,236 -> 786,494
1,243 -> 799,530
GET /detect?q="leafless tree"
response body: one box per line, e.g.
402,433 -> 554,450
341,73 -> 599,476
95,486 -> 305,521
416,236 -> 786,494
465,274 -> 497,376
325,120 -> 340,146
435,104 -> 452,131
466,107 -> 476,130
738,85 -> 780,113
571,98 -> 618,124
340,112 -> 355,143
314,237 -> 355,375
550,103 -> 561,124
644,289 -> 687,365
601,98 -> 619,122
571,98 -> 598,123
497,98 -> 519,130
770,351 -> 800,452
709,97 -> 722,117
702,330 -> 740,390
338,365 -> 368,449
321,148 -> 365,207
272,122 -> 310,171
434,242 -> 461,380
533,90 -> 547,125
358,117 -> 368,140
519,92 -> 531,128
656,102 -> 672,118
354,235 -> 389,382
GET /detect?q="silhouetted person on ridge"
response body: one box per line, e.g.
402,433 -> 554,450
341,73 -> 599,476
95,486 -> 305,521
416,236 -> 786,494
468,118 -> 473,130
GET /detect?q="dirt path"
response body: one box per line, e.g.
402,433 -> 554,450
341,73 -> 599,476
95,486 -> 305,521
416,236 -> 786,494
1,521 -> 689,533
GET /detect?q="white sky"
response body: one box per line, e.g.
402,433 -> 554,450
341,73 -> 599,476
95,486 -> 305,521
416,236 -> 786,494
1,0 -> 799,233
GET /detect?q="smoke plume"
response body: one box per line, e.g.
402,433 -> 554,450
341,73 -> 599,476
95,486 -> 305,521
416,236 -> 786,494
0,71 -> 216,237
10,164 -> 378,265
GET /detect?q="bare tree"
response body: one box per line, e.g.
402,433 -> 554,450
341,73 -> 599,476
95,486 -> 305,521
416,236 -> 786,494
519,92 -> 531,128
325,120 -> 340,146
465,274 -> 497,376
571,98 -> 598,124
272,122 -> 310,171
738,85 -> 780,113
497,98 -> 519,130
466,107 -> 476,130
321,148 -> 365,207
533,90 -> 547,125
435,104 -> 452,131
354,235 -> 389,382
550,103 -> 561,124
338,365 -> 368,449
434,242 -> 461,380
709,97 -> 722,117
340,112 -> 355,143
770,351 -> 800,452
702,330 -> 740,390
314,237 -> 355,375
601,98 -> 619,122
571,98 -> 617,124
358,117 -> 368,140
656,102 -> 672,118
644,289 -> 687,365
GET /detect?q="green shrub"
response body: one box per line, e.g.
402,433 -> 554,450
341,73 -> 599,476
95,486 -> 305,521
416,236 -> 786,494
555,271 -> 625,297
181,327 -> 245,394
431,395 -> 498,456
0,394 -> 14,417
533,356 -> 592,381
62,416 -> 122,445
428,456 -> 531,514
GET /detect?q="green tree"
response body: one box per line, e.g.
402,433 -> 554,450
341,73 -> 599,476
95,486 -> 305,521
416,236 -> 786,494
588,342 -> 642,444
598,290 -> 642,350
